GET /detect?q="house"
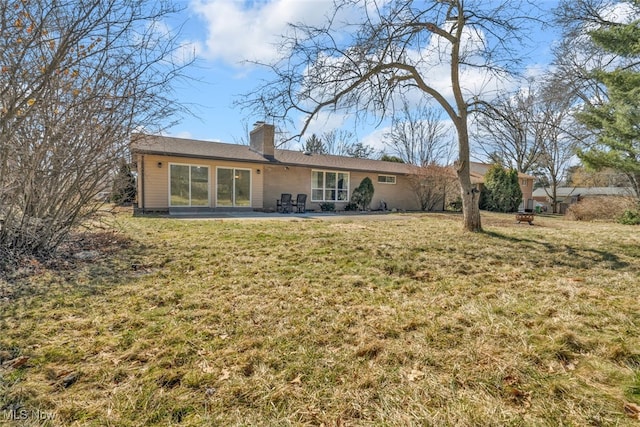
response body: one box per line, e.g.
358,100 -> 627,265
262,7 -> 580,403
130,122 -> 425,214
130,122 -> 536,215
468,162 -> 536,211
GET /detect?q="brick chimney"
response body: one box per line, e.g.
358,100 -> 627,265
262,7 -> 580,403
249,121 -> 275,159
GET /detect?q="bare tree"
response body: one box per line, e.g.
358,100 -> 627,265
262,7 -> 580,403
384,101 -> 452,166
0,0 -> 191,257
239,0 -> 538,232
407,164 -> 458,211
550,0 -> 640,201
473,81 -> 544,173
534,87 -> 583,213
550,0 -> 638,108
322,129 -> 357,156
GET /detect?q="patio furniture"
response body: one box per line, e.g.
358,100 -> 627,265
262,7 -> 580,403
292,194 -> 307,213
277,193 -> 292,213
516,212 -> 535,225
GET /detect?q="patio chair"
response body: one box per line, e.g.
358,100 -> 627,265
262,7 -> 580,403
277,193 -> 292,213
292,194 -> 307,213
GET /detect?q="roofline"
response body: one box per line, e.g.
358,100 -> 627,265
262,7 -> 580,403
131,148 -> 270,165
133,148 -> 412,174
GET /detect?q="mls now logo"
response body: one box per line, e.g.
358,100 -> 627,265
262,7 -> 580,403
4,408 -> 55,421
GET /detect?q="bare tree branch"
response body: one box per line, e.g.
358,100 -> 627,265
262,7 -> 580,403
237,0 -> 539,231
0,0 -> 193,257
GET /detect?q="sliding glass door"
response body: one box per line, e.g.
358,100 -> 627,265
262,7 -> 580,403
216,168 -> 251,207
170,164 -> 209,206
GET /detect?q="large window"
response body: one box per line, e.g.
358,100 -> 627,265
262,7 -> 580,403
170,164 -> 209,206
311,170 -> 349,202
217,167 -> 251,207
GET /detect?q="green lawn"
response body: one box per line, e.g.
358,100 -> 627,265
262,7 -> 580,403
1,212 -> 639,426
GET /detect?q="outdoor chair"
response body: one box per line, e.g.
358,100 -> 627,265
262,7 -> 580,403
292,194 -> 307,213
277,193 -> 292,213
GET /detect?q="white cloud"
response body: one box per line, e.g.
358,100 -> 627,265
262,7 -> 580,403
300,110 -> 350,137
360,127 -> 388,152
189,0 -> 336,65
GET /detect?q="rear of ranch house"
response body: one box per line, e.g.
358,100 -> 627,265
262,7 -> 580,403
130,122 -> 535,214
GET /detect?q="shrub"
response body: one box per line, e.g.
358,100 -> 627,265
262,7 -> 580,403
619,209 -> 640,225
350,177 -> 375,210
566,197 -> 638,222
344,202 -> 359,211
407,164 -> 458,211
320,202 -> 335,212
479,165 -> 522,213
448,197 -> 462,212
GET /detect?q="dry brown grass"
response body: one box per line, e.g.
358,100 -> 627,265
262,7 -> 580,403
1,212 -> 639,426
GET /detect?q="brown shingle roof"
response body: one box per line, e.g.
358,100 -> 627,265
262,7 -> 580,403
131,134 -> 533,180
275,150 -> 414,174
131,134 -> 269,163
131,133 -> 416,174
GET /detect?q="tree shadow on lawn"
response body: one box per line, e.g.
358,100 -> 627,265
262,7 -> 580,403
483,230 -> 631,271
0,230 -> 148,303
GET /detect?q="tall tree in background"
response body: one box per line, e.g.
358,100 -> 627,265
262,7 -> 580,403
535,85 -> 583,212
240,0 -> 537,232
322,129 -> 356,156
573,0 -> 640,198
303,133 -> 327,154
321,129 -> 376,158
473,81 -> 544,174
0,0 -> 190,257
346,142 -> 376,159
384,101 -> 451,166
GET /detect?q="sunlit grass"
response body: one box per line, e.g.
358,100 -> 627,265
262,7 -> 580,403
1,212 -> 639,425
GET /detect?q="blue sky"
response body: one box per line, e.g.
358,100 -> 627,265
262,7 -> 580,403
163,1 -> 561,153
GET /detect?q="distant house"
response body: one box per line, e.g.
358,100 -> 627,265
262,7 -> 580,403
131,123 -> 425,214
533,186 -> 636,214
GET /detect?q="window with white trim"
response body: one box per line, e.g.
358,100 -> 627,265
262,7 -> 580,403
311,170 -> 349,202
377,174 -> 396,184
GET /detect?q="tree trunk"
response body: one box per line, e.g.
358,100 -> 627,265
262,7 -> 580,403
449,13 -> 482,233
456,122 -> 482,232
458,161 -> 482,232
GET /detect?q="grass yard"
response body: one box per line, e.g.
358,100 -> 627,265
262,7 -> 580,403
1,212 -> 639,426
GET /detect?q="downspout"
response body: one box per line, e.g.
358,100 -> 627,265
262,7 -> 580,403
140,154 -> 145,214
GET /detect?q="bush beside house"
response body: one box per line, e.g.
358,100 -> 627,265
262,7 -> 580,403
480,165 -> 522,213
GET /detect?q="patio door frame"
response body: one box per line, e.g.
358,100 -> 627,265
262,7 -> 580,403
168,163 -> 210,207
216,167 -> 252,207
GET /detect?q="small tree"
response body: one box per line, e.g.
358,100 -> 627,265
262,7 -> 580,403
480,165 -> 522,213
408,165 -> 458,211
350,177 -> 375,211
111,159 -> 137,205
